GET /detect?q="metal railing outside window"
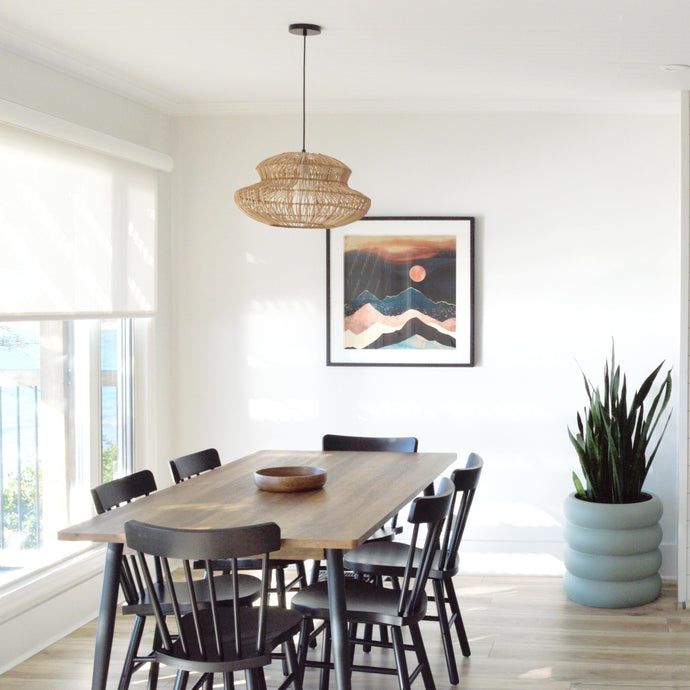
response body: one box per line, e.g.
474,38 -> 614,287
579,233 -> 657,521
0,384 -> 40,551
0,319 -> 133,585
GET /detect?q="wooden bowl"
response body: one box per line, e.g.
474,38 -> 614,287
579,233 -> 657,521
254,466 -> 327,493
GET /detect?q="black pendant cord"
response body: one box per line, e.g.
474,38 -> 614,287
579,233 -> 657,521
289,23 -> 321,153
301,30 -> 307,153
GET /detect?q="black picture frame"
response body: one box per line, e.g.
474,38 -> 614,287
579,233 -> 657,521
327,216 -> 475,367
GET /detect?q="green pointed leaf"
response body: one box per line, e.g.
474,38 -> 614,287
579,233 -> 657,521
572,472 -> 586,498
568,342 -> 672,504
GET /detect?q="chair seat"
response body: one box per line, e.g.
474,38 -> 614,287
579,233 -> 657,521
291,579 -> 427,628
156,606 -> 304,672
194,557 -> 304,571
344,541 -> 458,580
366,524 -> 404,542
122,573 -> 262,616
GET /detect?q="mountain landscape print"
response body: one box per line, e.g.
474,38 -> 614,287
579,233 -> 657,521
343,235 -> 456,350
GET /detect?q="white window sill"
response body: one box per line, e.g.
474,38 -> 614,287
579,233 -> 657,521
0,545 -> 106,626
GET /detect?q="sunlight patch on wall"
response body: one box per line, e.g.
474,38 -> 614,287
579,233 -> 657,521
357,399 -> 439,422
459,550 -> 565,576
473,500 -> 561,528
248,298 -> 316,315
249,398 -> 319,421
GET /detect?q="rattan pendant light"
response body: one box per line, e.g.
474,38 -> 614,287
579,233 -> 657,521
234,23 -> 371,229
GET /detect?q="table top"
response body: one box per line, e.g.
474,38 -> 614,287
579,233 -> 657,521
57,449 -> 456,551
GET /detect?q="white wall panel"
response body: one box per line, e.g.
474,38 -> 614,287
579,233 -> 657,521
172,110 -> 681,578
682,92 -> 690,604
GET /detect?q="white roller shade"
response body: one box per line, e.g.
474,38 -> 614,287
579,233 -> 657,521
0,124 -> 158,319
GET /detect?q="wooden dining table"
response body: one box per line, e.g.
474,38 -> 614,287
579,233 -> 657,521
58,448 -> 457,690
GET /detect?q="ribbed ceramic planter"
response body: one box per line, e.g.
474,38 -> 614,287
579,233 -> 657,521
563,492 -> 662,608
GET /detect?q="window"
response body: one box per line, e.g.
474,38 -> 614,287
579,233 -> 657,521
0,114 -> 158,591
0,319 -> 133,586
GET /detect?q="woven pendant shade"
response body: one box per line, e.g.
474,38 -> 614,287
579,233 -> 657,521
235,23 -> 370,229
234,150 -> 371,229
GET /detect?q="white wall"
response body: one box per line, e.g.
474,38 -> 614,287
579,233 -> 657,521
172,110 -> 681,577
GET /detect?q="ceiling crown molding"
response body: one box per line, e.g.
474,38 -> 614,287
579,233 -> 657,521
0,30 -> 179,114
0,32 -> 681,118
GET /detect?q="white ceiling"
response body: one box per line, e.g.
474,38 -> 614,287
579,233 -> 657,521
0,0 -> 689,115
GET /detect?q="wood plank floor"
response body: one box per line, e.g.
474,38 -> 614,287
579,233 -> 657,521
2,575 -> 690,689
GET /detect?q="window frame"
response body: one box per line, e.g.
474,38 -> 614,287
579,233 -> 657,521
0,317 -> 135,591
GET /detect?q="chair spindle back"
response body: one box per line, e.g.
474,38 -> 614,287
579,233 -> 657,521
169,448 -> 221,484
125,520 -> 281,663
437,453 -> 483,573
322,434 -> 418,453
397,476 -> 453,618
91,470 -> 159,604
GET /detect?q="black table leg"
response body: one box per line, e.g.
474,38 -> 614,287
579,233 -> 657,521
92,542 -> 122,690
325,548 -> 351,690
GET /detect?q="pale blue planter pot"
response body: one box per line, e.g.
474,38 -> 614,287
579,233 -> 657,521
563,492 -> 663,608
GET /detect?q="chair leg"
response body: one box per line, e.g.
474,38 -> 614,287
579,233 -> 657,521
445,577 -> 471,657
285,637 -> 303,690
379,625 -> 390,645
297,618 -> 312,685
378,575 -> 395,646
188,674 -> 211,690
223,672 -> 234,689
275,566 -> 287,608
310,559 -> 322,585
348,622 -> 358,665
147,663 -> 159,690
246,668 -> 265,690
391,626 -> 412,690
432,578 -> 459,685
362,623 -> 374,653
307,561 -> 323,649
409,623 -> 436,690
296,560 -> 308,588
189,675 -> 212,690
304,618 -> 318,650
319,623 -> 332,690
272,566 -> 291,675
352,572 -> 373,653
173,670 -> 188,690
118,615 -> 145,690
147,626 -> 161,690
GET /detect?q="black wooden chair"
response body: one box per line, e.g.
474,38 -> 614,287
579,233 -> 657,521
311,434 -> 422,653
314,435 -> 420,582
124,519 -> 304,690
168,447 -> 222,483
343,453 -> 484,685
169,448 -> 309,606
291,477 -> 454,690
321,434 -> 418,454
91,470 -> 262,690
323,435 -> 419,540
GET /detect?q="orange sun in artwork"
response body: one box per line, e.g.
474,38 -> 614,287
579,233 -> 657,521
409,265 -> 426,282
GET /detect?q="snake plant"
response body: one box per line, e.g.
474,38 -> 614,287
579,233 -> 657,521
568,344 -> 672,504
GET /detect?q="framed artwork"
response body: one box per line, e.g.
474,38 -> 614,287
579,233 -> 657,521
327,216 -> 475,367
